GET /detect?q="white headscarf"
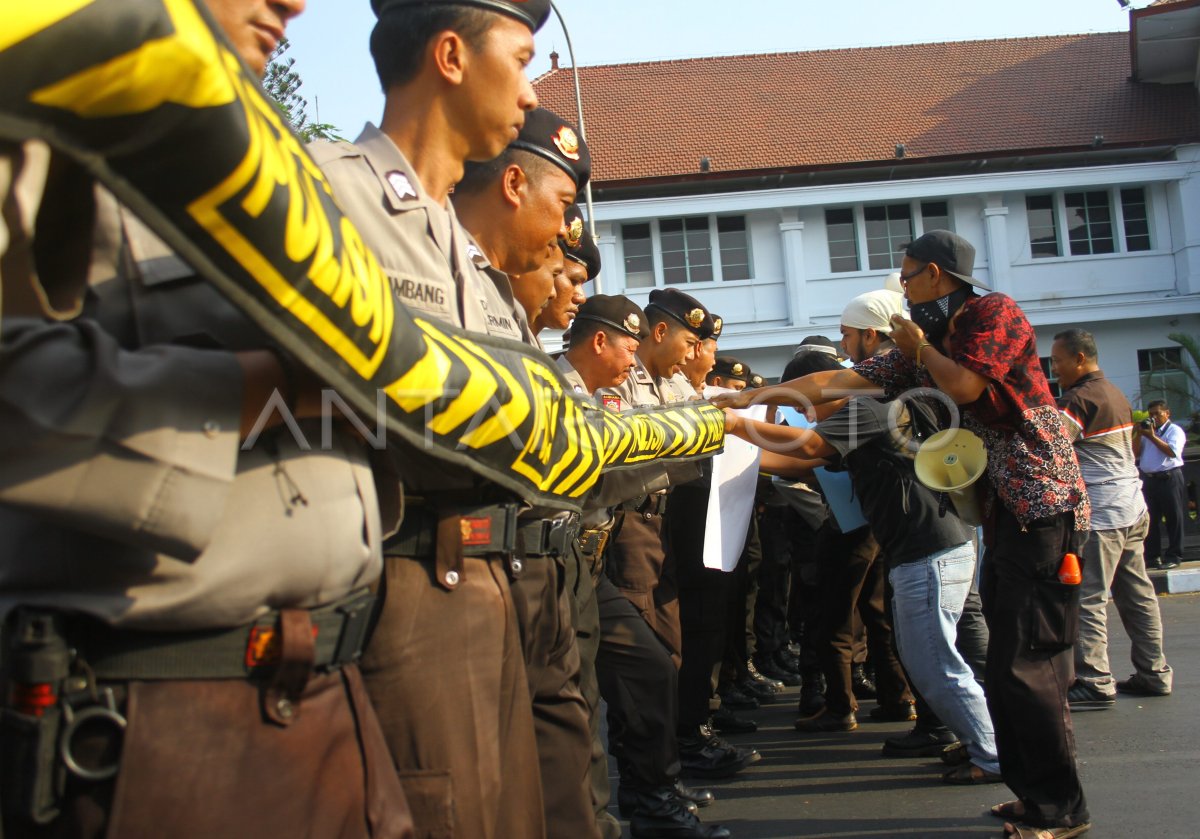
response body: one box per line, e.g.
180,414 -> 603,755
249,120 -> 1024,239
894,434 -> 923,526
840,289 -> 906,334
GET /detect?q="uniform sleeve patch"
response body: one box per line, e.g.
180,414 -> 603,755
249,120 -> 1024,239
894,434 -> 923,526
602,395 -> 623,412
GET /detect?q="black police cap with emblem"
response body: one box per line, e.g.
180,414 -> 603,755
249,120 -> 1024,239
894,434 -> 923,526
709,313 -> 724,340
574,294 -> 648,341
645,288 -> 714,339
712,356 -> 749,383
510,107 -> 591,191
748,373 -> 765,389
371,0 -> 551,31
560,204 -> 601,279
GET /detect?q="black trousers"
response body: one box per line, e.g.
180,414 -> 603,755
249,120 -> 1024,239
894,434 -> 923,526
595,573 -> 681,790
981,505 -> 1089,829
816,525 -> 912,715
753,505 -> 793,661
668,484 -> 733,729
1142,468 -> 1186,563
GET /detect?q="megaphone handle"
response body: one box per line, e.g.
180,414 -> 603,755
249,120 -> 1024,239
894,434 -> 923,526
938,493 -> 949,518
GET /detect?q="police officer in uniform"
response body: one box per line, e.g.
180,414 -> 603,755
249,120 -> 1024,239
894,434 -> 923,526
0,2 -> 413,837
453,108 -> 599,838
563,297 -> 730,839
311,2 -> 552,836
532,203 -> 594,335
678,314 -> 721,391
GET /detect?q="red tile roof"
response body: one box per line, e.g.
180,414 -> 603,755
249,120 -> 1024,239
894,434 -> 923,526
532,33 -> 1199,187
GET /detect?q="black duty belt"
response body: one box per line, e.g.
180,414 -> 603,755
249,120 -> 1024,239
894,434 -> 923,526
63,589 -> 377,681
1142,468 -> 1182,480
620,492 -> 669,517
385,502 -> 519,560
517,516 -> 580,559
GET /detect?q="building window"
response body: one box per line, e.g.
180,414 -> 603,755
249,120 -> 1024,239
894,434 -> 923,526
621,223 -> 655,289
1039,357 -> 1062,398
864,204 -> 913,270
620,215 -> 752,287
825,200 -> 952,273
1026,188 -> 1152,259
1138,347 -> 1192,418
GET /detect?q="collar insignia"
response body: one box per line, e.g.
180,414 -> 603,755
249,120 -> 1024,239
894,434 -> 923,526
553,126 -> 581,161
386,170 -> 417,202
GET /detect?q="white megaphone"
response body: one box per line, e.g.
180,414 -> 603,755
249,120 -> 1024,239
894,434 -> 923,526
914,428 -> 987,525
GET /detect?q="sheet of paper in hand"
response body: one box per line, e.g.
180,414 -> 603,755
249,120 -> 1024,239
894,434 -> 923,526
701,386 -> 766,571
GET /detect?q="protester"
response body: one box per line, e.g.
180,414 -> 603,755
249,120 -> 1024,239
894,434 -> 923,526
1052,330 -> 1173,709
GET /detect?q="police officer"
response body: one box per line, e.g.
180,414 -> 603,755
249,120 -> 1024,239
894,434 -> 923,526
564,296 -> 730,839
678,314 -> 721,391
311,2 -> 551,836
532,203 -> 594,335
0,1 -> 413,837
453,108 -> 599,838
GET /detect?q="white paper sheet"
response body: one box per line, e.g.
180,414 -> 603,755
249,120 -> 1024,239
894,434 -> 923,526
702,387 -> 767,571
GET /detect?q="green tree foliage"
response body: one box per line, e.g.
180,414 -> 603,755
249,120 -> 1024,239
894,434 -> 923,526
263,39 -> 341,142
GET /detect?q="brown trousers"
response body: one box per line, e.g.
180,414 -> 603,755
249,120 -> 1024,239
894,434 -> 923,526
509,557 -> 598,839
360,556 -> 543,839
606,509 -> 682,666
2,667 -> 413,839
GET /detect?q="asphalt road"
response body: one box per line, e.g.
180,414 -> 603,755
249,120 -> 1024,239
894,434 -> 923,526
612,592 -> 1200,839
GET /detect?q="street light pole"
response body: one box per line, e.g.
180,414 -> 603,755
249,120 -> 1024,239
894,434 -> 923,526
548,1 -> 601,293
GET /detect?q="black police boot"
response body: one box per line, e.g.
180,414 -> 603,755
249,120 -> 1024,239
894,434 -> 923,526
618,784 -> 697,818
711,706 -> 757,734
752,653 -> 801,686
625,787 -> 731,839
677,722 -> 760,779
717,682 -> 759,711
851,663 -> 877,699
798,671 -> 826,717
674,779 -> 715,809
746,659 -> 785,692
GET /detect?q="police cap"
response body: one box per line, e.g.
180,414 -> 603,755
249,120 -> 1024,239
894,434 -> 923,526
510,107 -> 591,191
371,0 -> 551,32
574,294 -> 648,341
709,313 -> 724,340
560,204 -> 601,279
645,288 -> 714,339
712,356 -> 749,383
748,373 -> 765,389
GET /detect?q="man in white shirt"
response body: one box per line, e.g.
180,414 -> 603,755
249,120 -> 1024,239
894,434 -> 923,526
1135,400 -> 1188,570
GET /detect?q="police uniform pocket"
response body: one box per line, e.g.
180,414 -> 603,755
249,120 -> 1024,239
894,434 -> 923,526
1028,577 -> 1081,652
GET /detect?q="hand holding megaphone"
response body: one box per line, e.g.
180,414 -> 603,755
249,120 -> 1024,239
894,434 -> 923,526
889,314 -> 927,361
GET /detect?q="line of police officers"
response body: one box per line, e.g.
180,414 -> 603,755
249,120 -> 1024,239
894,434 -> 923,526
0,1 -> 765,838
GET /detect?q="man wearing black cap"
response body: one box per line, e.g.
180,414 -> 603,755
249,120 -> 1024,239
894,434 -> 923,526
717,230 -> 1093,838
679,315 -> 721,392
533,204 -> 596,335
453,106 -> 599,838
709,357 -> 750,391
565,297 -> 730,839
311,3 -> 552,837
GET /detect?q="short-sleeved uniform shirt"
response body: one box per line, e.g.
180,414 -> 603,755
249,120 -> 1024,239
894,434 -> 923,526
854,293 -> 1090,530
816,397 -> 974,568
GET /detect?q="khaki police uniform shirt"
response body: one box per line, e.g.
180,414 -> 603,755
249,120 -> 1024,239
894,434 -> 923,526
0,143 -> 383,630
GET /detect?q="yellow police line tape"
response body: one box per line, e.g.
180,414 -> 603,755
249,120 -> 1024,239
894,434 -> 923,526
0,0 -> 724,512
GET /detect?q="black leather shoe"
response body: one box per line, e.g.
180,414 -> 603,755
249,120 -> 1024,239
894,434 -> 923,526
1146,556 -> 1164,570
1161,557 -> 1181,569
794,708 -> 857,732
674,780 -> 714,809
881,725 -> 960,757
618,785 -> 696,818
798,672 -> 826,716
738,677 -> 779,705
868,701 -> 917,722
717,683 -> 759,711
711,706 -> 757,734
745,660 -> 785,692
623,787 -> 731,838
752,654 -> 801,686
1115,673 -> 1171,697
851,663 -> 877,700
773,648 -> 803,674
677,723 -> 759,778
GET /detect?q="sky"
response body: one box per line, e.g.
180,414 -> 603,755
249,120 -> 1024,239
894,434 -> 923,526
283,0 -> 1155,139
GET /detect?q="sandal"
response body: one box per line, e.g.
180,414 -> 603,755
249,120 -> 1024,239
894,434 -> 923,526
943,763 -> 1003,785
1002,821 -> 1092,838
990,800 -> 1024,820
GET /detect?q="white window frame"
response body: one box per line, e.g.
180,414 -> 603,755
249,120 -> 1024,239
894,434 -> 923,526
617,214 -> 753,289
824,198 -> 954,274
1024,186 -> 1155,260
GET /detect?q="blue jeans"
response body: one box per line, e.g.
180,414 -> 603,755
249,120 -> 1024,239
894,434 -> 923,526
890,543 -> 1000,774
